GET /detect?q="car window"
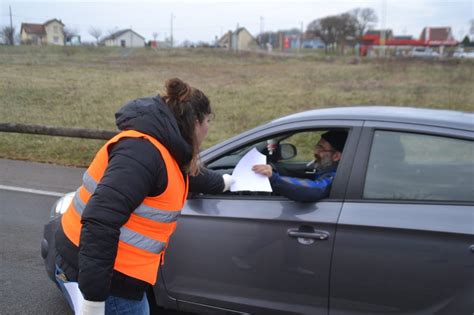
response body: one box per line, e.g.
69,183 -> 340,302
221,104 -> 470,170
281,131 -> 322,162
205,129 -> 349,196
363,130 -> 474,202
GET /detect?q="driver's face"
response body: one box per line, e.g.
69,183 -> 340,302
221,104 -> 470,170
314,138 -> 336,167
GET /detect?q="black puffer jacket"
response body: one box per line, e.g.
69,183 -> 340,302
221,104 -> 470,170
55,95 -> 223,301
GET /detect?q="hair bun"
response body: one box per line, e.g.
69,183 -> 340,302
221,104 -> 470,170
165,78 -> 192,102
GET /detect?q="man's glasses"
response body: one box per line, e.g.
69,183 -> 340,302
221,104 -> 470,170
315,143 -> 335,153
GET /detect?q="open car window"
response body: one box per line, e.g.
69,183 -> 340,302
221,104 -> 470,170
206,130 -> 323,176
203,129 -> 349,197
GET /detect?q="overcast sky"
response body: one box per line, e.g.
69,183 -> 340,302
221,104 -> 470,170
1,0 -> 473,43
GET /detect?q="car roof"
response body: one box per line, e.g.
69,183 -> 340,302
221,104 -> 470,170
271,106 -> 474,131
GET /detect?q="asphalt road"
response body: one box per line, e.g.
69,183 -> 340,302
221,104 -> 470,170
0,189 -> 72,314
0,159 -> 82,314
0,158 -> 84,194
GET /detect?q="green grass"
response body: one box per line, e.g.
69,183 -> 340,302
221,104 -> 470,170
0,46 -> 473,166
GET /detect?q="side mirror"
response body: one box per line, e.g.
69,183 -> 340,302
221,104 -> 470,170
279,143 -> 297,160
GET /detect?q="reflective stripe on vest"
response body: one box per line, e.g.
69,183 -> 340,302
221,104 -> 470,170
79,172 -> 181,223
82,171 -> 97,194
61,130 -> 189,285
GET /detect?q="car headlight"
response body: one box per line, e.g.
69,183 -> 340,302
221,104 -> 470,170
50,192 -> 75,219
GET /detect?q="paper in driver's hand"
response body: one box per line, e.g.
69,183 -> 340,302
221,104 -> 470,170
230,148 -> 273,192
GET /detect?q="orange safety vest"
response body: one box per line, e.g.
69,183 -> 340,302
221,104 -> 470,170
61,130 -> 189,285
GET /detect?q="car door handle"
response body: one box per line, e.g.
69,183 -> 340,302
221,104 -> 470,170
287,228 -> 329,240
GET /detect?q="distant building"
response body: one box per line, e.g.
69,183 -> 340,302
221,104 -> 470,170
101,29 -> 146,47
218,27 -> 258,50
360,29 -> 423,56
217,32 -> 231,48
360,27 -> 458,57
420,27 -> 457,46
365,29 -> 394,42
148,40 -> 171,48
20,19 -> 65,45
393,36 -> 414,40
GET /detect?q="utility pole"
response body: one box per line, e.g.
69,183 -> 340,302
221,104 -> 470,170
259,16 -> 264,48
170,13 -> 174,48
235,23 -> 239,51
298,21 -> 303,54
9,6 -> 13,29
380,0 -> 387,57
9,5 -> 14,45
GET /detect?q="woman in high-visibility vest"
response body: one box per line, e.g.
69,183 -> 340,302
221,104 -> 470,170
54,78 -> 233,315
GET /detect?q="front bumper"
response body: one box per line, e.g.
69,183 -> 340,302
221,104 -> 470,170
41,216 -> 61,284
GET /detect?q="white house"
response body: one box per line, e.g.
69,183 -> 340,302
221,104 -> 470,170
101,29 -> 145,47
218,27 -> 258,51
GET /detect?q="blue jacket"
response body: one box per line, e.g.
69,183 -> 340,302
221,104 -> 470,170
269,164 -> 337,202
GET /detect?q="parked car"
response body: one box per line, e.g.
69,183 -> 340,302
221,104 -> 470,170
42,106 -> 474,314
409,47 -> 440,58
453,48 -> 474,59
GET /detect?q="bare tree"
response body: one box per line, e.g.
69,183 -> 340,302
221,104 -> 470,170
63,27 -> 79,44
88,27 -> 102,44
307,13 -> 357,54
2,26 -> 15,45
350,8 -> 378,39
257,31 -> 277,47
307,18 -> 332,51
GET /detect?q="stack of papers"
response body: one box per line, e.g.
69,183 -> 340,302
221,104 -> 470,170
230,148 -> 273,192
63,282 -> 84,314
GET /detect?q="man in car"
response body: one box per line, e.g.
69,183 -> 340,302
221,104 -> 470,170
252,130 -> 347,202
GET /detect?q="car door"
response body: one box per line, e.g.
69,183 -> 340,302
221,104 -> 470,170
330,122 -> 474,314
161,120 -> 362,314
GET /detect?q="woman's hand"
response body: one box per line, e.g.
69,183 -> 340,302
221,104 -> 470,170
222,174 -> 235,192
252,164 -> 273,178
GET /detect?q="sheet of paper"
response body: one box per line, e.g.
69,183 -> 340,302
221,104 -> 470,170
63,282 -> 84,314
231,147 -> 273,192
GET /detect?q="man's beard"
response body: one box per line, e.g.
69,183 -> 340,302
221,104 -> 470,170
314,155 -> 334,171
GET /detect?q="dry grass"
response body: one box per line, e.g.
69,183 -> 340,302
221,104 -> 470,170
0,46 -> 473,166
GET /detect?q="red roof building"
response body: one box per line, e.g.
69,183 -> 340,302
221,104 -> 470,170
20,19 -> 65,45
420,27 -> 457,46
20,23 -> 46,36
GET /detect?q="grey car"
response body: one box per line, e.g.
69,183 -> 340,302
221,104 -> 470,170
42,106 -> 474,314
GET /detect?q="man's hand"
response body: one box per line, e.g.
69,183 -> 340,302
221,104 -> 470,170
252,164 -> 273,178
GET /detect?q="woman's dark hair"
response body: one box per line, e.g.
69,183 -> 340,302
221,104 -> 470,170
162,78 -> 212,175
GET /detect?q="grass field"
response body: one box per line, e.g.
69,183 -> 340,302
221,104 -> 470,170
1,46 -> 473,166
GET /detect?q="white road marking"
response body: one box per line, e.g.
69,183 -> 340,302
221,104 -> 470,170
0,184 -> 65,197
